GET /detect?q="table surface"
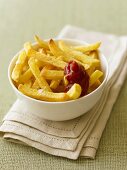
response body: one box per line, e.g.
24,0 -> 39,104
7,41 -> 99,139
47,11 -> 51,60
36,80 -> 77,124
0,0 -> 127,169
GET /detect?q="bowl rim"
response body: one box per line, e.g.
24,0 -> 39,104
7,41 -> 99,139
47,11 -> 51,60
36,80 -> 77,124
8,38 -> 109,105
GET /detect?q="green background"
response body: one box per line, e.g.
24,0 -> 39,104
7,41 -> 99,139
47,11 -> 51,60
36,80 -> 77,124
0,0 -> 127,169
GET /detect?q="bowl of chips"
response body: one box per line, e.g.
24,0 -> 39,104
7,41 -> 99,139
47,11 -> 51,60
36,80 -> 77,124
8,36 -> 108,121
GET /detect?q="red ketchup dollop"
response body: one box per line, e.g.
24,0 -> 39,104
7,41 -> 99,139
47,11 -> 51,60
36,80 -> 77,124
64,60 -> 89,96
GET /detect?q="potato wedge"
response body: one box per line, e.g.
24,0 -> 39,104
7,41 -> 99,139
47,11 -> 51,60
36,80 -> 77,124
11,51 -> 27,82
28,57 -> 52,91
18,84 -> 68,102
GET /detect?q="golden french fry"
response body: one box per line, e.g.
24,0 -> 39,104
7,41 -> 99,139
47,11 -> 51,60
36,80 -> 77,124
46,50 -> 52,55
22,64 -> 29,73
88,80 -> 101,93
19,68 -> 33,83
11,51 -> 27,82
59,41 -> 100,66
32,80 -> 40,89
49,39 -> 63,57
24,80 -> 32,87
67,83 -> 82,100
18,84 -> 68,102
89,51 -> 98,59
32,65 -> 54,89
34,35 -> 49,49
74,42 -> 101,53
24,42 -> 36,57
34,52 -> 67,69
38,48 -> 47,54
28,57 -> 52,92
41,70 -> 64,80
58,40 -> 71,52
62,55 -> 90,70
89,70 -> 103,86
50,80 -> 61,89
49,40 -> 90,69
63,76 -> 68,86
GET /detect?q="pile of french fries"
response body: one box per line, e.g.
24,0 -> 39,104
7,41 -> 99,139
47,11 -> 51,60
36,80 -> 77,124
11,35 -> 103,102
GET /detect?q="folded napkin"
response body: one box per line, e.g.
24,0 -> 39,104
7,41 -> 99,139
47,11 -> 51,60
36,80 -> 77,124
0,25 -> 127,160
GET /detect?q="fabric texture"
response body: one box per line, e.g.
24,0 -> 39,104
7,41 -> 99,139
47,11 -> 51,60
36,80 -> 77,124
0,25 -> 127,160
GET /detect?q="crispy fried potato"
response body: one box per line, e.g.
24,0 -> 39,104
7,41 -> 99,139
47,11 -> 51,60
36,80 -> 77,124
34,35 -> 49,49
32,80 -> 40,89
28,57 -> 52,91
58,40 -> 71,52
33,52 -> 67,69
19,68 -> 33,83
74,42 -> 101,53
88,80 -> 101,93
49,39 -> 63,57
11,51 -> 27,82
32,65 -> 55,89
41,70 -> 64,80
50,80 -> 61,89
63,76 -> 68,86
89,51 -> 99,59
59,40 -> 100,66
49,40 -> 91,69
38,48 -> 47,54
18,84 -> 68,102
67,83 -> 82,100
89,70 -> 103,86
24,80 -> 32,88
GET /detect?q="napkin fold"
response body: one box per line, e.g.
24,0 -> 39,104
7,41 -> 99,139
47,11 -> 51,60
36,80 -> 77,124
0,25 -> 127,160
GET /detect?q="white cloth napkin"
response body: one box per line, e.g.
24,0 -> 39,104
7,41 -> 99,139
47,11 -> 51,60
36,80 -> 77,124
0,25 -> 127,160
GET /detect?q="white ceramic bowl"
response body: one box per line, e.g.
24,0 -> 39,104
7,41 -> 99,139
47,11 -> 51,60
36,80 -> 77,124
8,38 -> 108,121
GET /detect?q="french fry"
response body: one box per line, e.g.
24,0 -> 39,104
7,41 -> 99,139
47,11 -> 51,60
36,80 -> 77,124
24,42 -> 36,57
59,40 -> 100,66
89,51 -> 98,59
24,80 -> 32,88
34,52 -> 67,69
49,39 -> 92,69
89,70 -> 103,86
63,76 -> 68,86
19,68 -> 33,83
34,35 -> 49,50
18,84 -> 68,102
58,40 -> 71,52
50,80 -> 61,89
41,70 -> 64,80
67,83 -> 82,100
11,51 -> 27,82
88,80 -> 101,93
74,42 -> 101,53
38,48 -> 47,54
32,65 -> 54,89
49,39 -> 63,57
28,57 -> 52,92
32,80 -> 40,89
